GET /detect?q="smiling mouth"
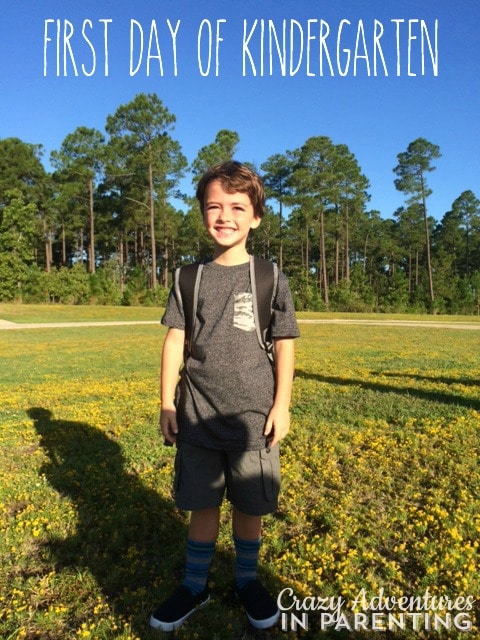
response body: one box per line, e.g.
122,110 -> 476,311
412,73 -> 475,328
215,227 -> 236,237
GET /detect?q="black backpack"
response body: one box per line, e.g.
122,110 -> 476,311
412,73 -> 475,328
174,255 -> 279,365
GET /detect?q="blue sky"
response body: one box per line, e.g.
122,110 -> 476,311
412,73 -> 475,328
1,0 -> 479,221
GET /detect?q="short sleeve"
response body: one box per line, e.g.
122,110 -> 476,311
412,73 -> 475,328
161,270 -> 185,330
271,271 -> 300,339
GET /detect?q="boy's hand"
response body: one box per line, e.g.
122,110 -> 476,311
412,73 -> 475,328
264,404 -> 290,448
160,406 -> 178,445
265,338 -> 295,448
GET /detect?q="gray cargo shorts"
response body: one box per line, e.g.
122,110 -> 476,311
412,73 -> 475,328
173,441 -> 281,516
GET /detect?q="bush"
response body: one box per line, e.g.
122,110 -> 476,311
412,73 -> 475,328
376,270 -> 411,313
330,267 -> 376,312
140,286 -> 169,307
89,261 -> 123,306
289,272 -> 326,311
121,267 -> 148,306
22,265 -> 50,303
0,254 -> 29,301
49,264 -> 90,304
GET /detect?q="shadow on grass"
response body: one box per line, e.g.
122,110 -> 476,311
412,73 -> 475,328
28,407 -> 189,638
294,371 -> 480,412
379,371 -> 480,388
28,407 -> 384,640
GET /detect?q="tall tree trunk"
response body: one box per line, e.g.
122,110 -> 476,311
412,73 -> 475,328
43,217 -> 51,273
88,178 -> 95,274
279,200 -> 283,272
148,154 -> 157,289
344,202 -> 350,281
334,204 -> 340,285
162,198 -> 169,287
139,228 -> 145,269
79,229 -> 84,264
421,176 -> 434,307
408,253 -> 412,294
334,234 -> 340,285
465,224 -> 471,277
319,208 -> 329,308
305,220 -> 309,284
119,236 -> 125,292
47,234 -> 53,272
62,223 -> 67,266
363,234 -> 369,273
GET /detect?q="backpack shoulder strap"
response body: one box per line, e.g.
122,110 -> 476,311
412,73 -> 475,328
176,263 -> 203,360
250,255 -> 278,362
177,257 -> 277,363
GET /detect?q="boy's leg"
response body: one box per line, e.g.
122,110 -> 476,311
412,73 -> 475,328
189,506 -> 221,541
150,507 -> 219,631
232,507 -> 262,539
232,507 -> 262,589
232,507 -> 279,630
151,438 -> 224,633
182,507 -> 219,595
232,508 -> 262,588
173,444 -> 224,592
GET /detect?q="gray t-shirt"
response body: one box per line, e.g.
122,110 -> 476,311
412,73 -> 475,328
162,259 -> 300,451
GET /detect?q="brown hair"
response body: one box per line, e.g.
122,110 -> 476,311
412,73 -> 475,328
196,161 -> 265,218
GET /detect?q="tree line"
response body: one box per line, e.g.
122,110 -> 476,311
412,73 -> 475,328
1,92 -> 479,314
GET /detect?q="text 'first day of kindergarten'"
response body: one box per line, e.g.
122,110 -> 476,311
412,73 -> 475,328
42,17 -> 439,78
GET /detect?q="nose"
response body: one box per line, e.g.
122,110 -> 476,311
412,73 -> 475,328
216,207 -> 232,221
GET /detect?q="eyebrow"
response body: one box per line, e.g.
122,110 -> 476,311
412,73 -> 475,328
205,200 -> 248,207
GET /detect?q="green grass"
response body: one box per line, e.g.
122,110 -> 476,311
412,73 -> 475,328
1,303 -> 479,325
0,308 -> 479,639
295,310 -> 480,323
0,303 -> 163,324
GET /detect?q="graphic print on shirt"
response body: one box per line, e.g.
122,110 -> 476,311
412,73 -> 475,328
233,293 -> 256,332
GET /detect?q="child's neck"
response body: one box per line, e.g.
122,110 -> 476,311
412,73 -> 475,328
212,246 -> 250,266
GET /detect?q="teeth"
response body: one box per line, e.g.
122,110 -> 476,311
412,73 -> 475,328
216,228 -> 235,236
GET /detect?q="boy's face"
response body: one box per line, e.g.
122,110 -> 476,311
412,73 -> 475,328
203,180 -> 261,253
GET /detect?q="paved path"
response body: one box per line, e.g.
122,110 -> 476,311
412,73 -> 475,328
1,318 -> 480,331
296,318 -> 480,330
0,319 -> 160,330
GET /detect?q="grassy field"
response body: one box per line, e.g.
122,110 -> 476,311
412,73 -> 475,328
1,303 -> 480,324
0,306 -> 479,639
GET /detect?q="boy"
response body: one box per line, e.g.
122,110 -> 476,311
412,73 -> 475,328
150,161 -> 299,632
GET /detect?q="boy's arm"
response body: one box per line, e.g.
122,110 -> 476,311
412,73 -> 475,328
160,327 -> 185,445
264,337 -> 295,448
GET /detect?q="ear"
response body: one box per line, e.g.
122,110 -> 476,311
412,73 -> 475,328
250,215 -> 262,230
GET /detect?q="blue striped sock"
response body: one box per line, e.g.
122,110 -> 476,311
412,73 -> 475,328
233,535 -> 261,590
182,538 -> 216,595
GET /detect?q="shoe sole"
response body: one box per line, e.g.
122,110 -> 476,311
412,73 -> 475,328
234,584 -> 280,630
246,608 -> 280,630
149,595 -> 210,632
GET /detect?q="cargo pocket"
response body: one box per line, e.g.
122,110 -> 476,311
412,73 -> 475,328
260,446 -> 280,501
